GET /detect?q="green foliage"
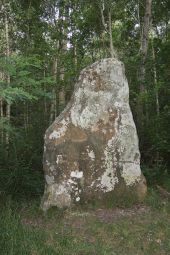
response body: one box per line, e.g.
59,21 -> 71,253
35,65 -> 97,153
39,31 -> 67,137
0,87 -> 37,104
0,117 -> 16,133
142,164 -> 168,186
0,163 -> 44,199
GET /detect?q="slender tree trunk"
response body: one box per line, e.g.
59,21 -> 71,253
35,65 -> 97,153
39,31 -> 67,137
100,1 -> 105,28
58,4 -> 69,112
43,68 -> 47,118
100,1 -> 116,58
151,36 -> 160,116
49,2 -> 68,122
0,97 -> 4,144
59,57 -> 66,113
99,1 -> 107,58
49,87 -> 57,124
49,56 -> 58,124
108,8 -> 115,58
137,0 -> 141,37
74,44 -> 77,71
138,0 -> 152,92
151,34 -> 160,164
24,102 -> 27,133
0,70 -> 4,144
4,11 -> 11,152
137,0 -> 152,127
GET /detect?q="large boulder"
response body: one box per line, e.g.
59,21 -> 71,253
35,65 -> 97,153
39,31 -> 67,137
41,58 -> 147,211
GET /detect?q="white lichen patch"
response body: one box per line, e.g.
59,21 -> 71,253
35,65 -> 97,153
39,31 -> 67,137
49,118 -> 69,140
56,154 -> 63,164
87,148 -> 95,161
100,139 -> 119,192
100,169 -> 119,192
41,182 -> 71,211
114,101 -> 122,108
54,182 -> 70,195
70,87 -> 113,129
76,197 -> 80,202
70,170 -> 83,179
121,162 -> 141,186
118,112 -> 140,163
52,182 -> 71,208
100,109 -> 120,192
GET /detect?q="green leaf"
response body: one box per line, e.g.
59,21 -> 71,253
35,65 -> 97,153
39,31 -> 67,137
0,87 -> 37,104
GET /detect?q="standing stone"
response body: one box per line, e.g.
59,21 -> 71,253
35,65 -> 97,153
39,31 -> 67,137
41,58 -> 147,211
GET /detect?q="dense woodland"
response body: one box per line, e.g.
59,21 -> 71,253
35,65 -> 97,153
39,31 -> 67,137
0,0 -> 170,198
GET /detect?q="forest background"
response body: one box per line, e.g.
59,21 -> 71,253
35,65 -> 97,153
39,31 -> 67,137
0,1 -> 170,254
0,0 -> 170,201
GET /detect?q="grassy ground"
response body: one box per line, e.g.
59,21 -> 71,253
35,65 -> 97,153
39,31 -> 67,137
0,189 -> 170,255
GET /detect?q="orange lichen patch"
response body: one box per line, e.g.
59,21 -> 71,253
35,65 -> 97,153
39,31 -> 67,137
52,123 -> 88,146
92,71 -> 106,92
92,124 -> 115,144
91,110 -> 117,141
105,128 -> 115,140
53,122 -> 63,129
66,160 -> 79,172
69,125 -> 88,142
65,143 -> 79,161
54,136 -> 65,146
108,109 -> 118,122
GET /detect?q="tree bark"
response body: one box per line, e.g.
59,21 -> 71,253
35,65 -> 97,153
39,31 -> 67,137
100,1 -> 116,58
73,43 -> 77,71
58,4 -> 69,112
0,97 -> 4,144
4,10 -> 11,151
151,36 -> 160,116
108,8 -> 116,58
49,55 -> 58,124
137,0 -> 152,127
138,0 -> 152,93
0,70 -> 4,144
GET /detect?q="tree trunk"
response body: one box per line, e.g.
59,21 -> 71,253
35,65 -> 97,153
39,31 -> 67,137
100,1 -> 116,58
0,70 -> 4,144
151,34 -> 160,164
74,43 -> 77,71
4,10 -> 11,152
49,55 -> 58,124
138,0 -> 152,93
137,0 -> 152,127
0,97 -> 4,144
108,8 -> 116,58
58,4 -> 69,113
151,36 -> 160,116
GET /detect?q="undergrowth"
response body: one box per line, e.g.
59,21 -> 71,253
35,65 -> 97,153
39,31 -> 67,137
0,187 -> 170,255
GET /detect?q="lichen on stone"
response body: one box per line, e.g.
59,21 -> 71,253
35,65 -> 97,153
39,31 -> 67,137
41,58 -> 147,211
70,170 -> 83,179
49,118 -> 69,140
